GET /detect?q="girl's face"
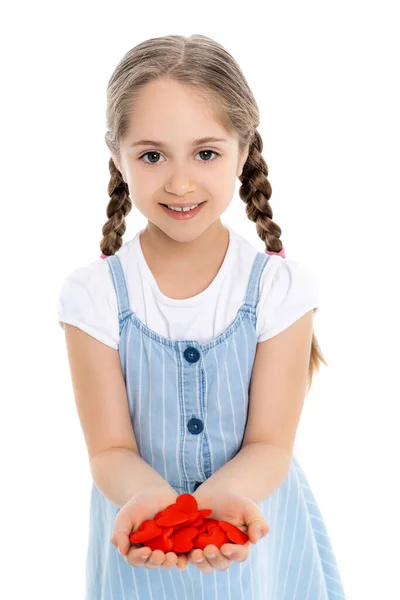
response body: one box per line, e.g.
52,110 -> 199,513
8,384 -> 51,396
114,78 -> 249,244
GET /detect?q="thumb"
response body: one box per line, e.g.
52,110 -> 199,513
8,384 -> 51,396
111,504 -> 143,556
243,503 -> 270,544
110,495 -> 150,555
110,526 -> 132,556
246,517 -> 270,544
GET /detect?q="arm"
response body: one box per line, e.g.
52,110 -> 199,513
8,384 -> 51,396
194,442 -> 292,505
90,447 -> 176,509
196,309 -> 315,505
63,324 -> 175,509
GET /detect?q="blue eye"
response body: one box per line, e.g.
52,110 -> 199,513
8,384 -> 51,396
139,149 -> 220,166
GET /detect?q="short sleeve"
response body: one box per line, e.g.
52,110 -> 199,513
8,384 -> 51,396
256,258 -> 319,342
57,259 -> 119,349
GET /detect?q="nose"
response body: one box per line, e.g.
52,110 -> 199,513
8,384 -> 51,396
164,164 -> 196,195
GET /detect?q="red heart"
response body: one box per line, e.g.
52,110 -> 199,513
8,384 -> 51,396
196,517 -> 218,534
193,528 -> 229,550
129,519 -> 163,543
171,511 -> 199,530
189,516 -> 204,529
144,533 -> 173,553
205,518 -> 220,531
176,493 -> 199,514
196,521 -> 208,534
218,521 -> 249,544
155,506 -> 192,527
159,525 -> 174,537
210,528 -> 229,547
190,509 -> 212,528
170,526 -> 198,553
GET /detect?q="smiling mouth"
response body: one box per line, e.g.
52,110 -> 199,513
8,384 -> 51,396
160,201 -> 207,207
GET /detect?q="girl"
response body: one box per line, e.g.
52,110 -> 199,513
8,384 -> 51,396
58,34 -> 346,599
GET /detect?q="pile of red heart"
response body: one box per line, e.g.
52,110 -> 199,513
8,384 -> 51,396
129,493 -> 249,554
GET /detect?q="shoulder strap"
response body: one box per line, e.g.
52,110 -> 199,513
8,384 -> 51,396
244,252 -> 270,309
104,255 -> 133,331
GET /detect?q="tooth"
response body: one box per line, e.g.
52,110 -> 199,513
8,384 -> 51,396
167,204 -> 198,212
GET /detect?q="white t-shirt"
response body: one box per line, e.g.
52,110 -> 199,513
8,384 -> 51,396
57,224 -> 319,348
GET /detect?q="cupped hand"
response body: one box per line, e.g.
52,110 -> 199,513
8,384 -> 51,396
110,489 -> 189,571
187,539 -> 253,574
187,488 -> 270,573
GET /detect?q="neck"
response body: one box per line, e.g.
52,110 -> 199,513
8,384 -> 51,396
140,221 -> 229,269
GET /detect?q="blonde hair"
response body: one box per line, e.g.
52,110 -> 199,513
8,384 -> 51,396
101,34 -> 327,392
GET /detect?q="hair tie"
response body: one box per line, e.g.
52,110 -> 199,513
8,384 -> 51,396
265,247 -> 286,258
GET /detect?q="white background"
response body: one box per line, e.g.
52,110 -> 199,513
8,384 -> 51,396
1,1 -> 399,598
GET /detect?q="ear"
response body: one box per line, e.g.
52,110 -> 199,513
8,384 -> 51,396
111,156 -> 126,182
237,145 -> 250,177
111,156 -> 120,171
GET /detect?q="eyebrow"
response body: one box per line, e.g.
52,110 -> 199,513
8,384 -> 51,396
130,136 -> 229,148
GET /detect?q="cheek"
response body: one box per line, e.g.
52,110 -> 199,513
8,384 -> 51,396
211,168 -> 236,198
203,163 -> 235,191
126,172 -> 157,201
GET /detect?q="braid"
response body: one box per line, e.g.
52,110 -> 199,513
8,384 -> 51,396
238,130 -> 284,254
239,130 -> 326,390
100,158 -> 132,257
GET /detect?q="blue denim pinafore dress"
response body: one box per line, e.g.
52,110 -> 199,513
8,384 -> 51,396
85,251 -> 346,599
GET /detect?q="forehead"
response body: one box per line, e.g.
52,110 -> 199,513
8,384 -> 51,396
125,79 -> 235,144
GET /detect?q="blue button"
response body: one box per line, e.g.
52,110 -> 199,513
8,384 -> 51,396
187,417 -> 204,434
184,346 -> 200,363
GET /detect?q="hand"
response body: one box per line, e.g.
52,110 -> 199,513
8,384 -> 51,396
110,488 -> 189,571
187,488 -> 270,574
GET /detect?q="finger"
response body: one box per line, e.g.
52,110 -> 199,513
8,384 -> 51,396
125,546 -> 152,567
120,542 -> 146,561
119,541 -> 141,556
176,553 -> 189,570
189,548 -> 214,574
144,549 -> 167,570
220,541 -> 251,563
204,545 -> 232,571
161,552 -> 179,570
